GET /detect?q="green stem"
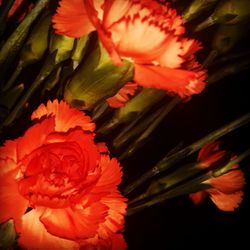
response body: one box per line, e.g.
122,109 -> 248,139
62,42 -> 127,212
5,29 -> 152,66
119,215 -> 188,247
0,0 -> 49,79
127,148 -> 250,216
213,148 -> 250,176
119,97 -> 181,159
123,112 -> 250,195
0,52 -> 57,129
0,0 -> 15,36
207,59 -> 250,85
202,50 -> 218,68
127,172 -> 211,216
2,60 -> 24,91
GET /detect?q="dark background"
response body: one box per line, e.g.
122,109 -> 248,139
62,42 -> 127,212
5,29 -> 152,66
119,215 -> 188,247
122,1 -> 250,249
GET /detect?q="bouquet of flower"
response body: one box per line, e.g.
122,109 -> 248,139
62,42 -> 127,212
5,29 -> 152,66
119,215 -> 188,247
0,0 -> 249,249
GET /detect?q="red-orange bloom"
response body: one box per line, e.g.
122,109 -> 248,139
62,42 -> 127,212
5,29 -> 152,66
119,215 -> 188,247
53,0 -> 207,97
0,100 -> 127,250
190,142 -> 245,211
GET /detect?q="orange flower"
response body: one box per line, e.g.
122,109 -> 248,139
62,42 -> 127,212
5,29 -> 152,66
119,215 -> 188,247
190,142 -> 245,212
53,0 -> 207,97
0,100 -> 127,249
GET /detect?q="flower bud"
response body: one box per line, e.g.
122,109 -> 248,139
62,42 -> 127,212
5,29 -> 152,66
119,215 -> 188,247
183,0 -> 218,22
64,42 -> 134,110
212,22 -> 249,55
71,35 -> 89,68
0,219 -> 16,249
20,13 -> 51,66
49,33 -> 75,65
195,0 -> 250,31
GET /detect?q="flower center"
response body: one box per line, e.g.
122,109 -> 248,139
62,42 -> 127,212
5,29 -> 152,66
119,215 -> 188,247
18,142 -> 89,208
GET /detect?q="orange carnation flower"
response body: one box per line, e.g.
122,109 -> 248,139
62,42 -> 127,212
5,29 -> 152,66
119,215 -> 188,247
190,142 -> 245,212
0,100 -> 127,249
53,0 -> 207,97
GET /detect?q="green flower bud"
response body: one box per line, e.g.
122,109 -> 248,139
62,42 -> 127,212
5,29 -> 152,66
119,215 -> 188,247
0,219 -> 17,249
20,13 -> 51,66
49,33 -> 75,65
195,0 -> 250,31
71,35 -> 90,68
212,22 -> 249,55
64,42 -> 134,110
183,0 -> 218,22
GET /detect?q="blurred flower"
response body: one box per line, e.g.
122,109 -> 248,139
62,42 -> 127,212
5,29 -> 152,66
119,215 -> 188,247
0,0 -> 24,18
190,142 -> 245,211
53,0 -> 207,97
0,100 -> 127,249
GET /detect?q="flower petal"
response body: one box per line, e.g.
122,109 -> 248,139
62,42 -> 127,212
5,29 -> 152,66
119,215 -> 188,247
16,117 -> 55,161
40,203 -> 108,240
32,100 -> 95,133
110,233 -> 127,250
93,155 -> 123,194
189,191 -> 206,205
52,0 -> 95,37
155,36 -> 184,68
134,64 -> 205,97
83,0 -> 122,65
198,142 -> 221,163
0,171 -> 28,223
0,140 -> 17,162
107,82 -> 138,108
210,169 -> 245,194
0,158 -> 17,177
208,189 -> 244,212
109,15 -> 170,64
103,0 -> 133,28
97,192 -> 127,239
16,209 -> 79,250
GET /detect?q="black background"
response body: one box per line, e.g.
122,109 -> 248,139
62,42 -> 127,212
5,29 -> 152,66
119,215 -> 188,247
122,1 -> 250,249
1,1 -> 250,249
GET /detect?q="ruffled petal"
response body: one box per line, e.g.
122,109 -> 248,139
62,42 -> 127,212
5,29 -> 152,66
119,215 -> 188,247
16,117 -> 55,161
189,191 -> 206,205
110,233 -> 127,250
0,140 -> 17,162
198,142 -> 221,162
53,0 -> 95,37
40,203 -> 108,240
208,189 -> 244,212
16,209 -> 79,250
155,36 -> 184,68
109,15 -> 170,64
103,0 -> 133,28
0,158 -> 17,177
0,171 -> 28,223
134,64 -> 205,97
92,155 -> 123,194
32,100 -> 95,133
197,142 -> 227,168
210,169 -> 245,194
107,82 -> 138,108
83,0 -> 122,65
97,192 -> 127,239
